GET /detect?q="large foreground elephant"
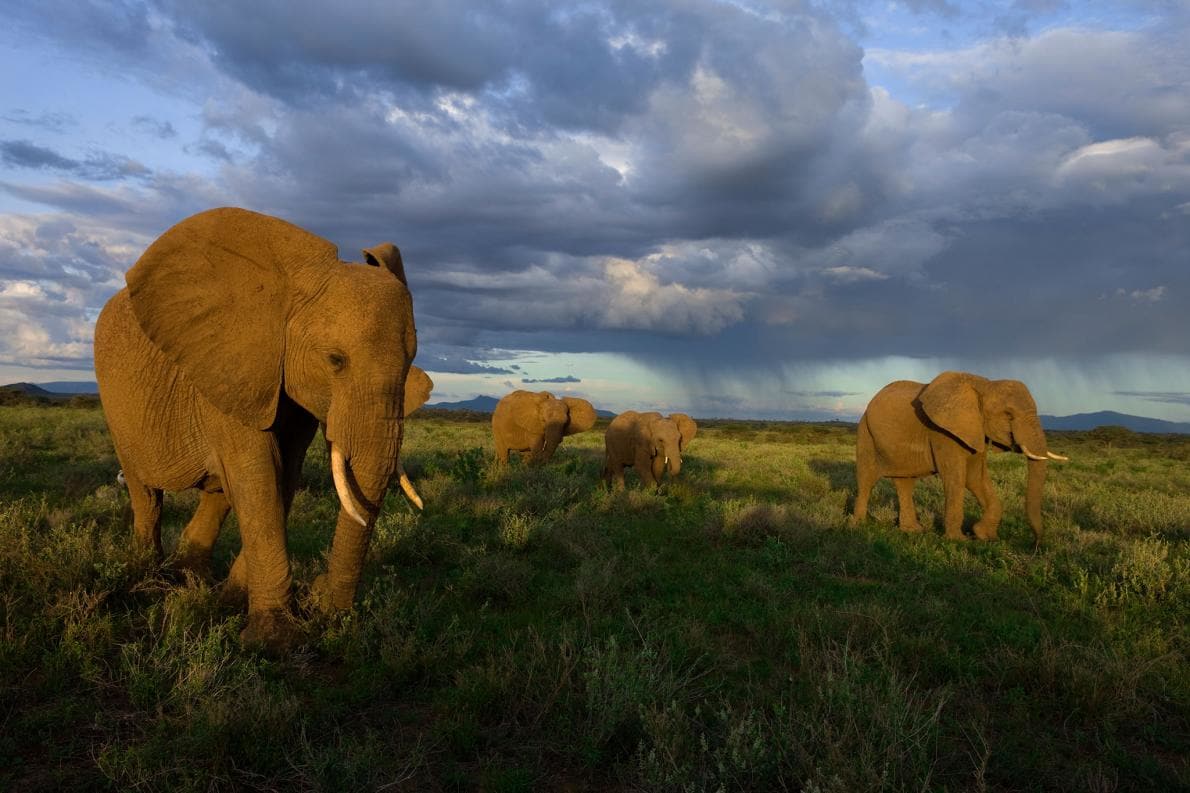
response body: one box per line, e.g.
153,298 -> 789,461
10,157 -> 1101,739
852,371 -> 1067,545
602,411 -> 697,489
491,390 -> 597,464
95,207 -> 420,647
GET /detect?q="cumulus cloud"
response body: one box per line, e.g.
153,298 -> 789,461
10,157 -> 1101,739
0,1 -> 1187,417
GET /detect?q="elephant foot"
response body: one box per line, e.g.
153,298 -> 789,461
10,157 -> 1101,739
240,609 -> 304,654
898,522 -> 925,534
169,550 -> 214,583
972,521 -> 999,541
943,529 -> 970,541
310,572 -> 355,613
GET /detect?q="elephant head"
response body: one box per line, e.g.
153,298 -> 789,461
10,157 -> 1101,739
527,391 -> 594,457
126,207 -> 417,526
917,371 -> 1067,543
643,412 -> 698,479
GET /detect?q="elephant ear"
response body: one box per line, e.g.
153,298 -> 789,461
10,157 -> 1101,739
918,372 -> 985,453
403,365 -> 433,416
561,397 -> 597,436
362,243 -> 408,286
126,207 -> 339,430
670,413 -> 697,451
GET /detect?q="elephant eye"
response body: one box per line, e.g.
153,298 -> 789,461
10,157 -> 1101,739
327,351 -> 347,372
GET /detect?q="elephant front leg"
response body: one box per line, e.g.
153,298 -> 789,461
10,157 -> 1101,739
216,432 -> 299,650
634,450 -> 658,488
967,455 -> 1001,540
893,478 -> 924,533
939,464 -> 969,541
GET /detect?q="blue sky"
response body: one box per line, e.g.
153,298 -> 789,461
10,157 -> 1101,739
1,0 -> 1188,420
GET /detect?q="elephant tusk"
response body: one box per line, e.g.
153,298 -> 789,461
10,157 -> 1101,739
664,456 -> 669,465
331,445 -> 368,527
1046,451 -> 1069,462
397,463 -> 423,510
1018,444 -> 1049,462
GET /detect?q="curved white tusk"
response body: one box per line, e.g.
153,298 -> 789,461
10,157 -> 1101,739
1018,443 -> 1049,462
397,463 -> 423,510
664,456 -> 669,465
1046,451 -> 1069,462
331,445 -> 368,526
116,470 -> 126,487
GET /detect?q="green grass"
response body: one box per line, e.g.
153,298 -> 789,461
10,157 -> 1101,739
0,406 -> 1187,791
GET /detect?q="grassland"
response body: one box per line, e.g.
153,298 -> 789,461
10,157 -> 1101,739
0,404 -> 1186,791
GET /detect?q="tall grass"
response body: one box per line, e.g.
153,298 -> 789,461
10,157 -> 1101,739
0,407 -> 1186,790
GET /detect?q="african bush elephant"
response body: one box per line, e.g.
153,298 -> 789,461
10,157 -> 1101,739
602,411 -> 697,489
95,207 -> 420,648
172,364 -> 434,582
491,390 -> 598,464
851,371 -> 1068,545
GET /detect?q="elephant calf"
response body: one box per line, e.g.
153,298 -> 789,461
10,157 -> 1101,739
491,390 -> 598,464
602,411 -> 697,489
852,371 -> 1068,545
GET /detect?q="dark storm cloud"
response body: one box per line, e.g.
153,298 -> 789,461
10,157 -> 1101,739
522,375 -> 581,384
2,0 -> 1187,398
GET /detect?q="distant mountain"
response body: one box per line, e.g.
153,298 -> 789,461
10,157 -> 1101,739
1042,411 -> 1190,434
425,394 -> 615,418
425,395 -> 501,413
1,382 -> 71,401
35,381 -> 99,394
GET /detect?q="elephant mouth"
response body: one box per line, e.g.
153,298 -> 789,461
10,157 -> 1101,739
331,445 -> 423,527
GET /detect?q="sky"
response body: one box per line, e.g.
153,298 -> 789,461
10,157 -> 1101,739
1,0 -> 1188,421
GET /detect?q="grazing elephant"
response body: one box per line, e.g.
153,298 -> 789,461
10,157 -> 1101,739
95,207 -> 420,648
172,364 -> 434,581
602,411 -> 697,489
491,390 -> 598,464
851,371 -> 1068,545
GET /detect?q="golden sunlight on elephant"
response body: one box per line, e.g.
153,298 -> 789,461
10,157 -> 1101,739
602,410 -> 697,489
851,371 -> 1068,546
491,390 -> 598,464
95,207 -> 421,649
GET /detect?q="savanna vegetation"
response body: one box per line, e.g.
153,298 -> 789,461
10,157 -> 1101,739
1,403 -> 1186,791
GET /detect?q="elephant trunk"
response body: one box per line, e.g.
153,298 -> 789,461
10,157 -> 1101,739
1025,458 -> 1047,546
1014,413 -> 1050,546
668,454 -> 681,477
540,425 -> 564,461
321,413 -> 403,608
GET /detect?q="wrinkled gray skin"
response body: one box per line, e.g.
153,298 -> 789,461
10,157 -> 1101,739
852,371 -> 1067,545
602,411 -> 697,489
492,390 -> 598,464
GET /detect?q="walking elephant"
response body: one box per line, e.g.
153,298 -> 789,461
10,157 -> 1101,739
851,371 -> 1067,545
491,390 -> 598,464
95,207 -> 421,648
602,411 -> 697,489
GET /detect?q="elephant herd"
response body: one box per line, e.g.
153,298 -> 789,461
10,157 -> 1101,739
490,389 -> 698,489
93,208 -> 1067,649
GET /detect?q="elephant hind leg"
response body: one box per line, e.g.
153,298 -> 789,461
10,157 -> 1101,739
174,488 -> 231,579
967,457 -> 1001,540
122,467 -> 164,560
893,478 -> 924,533
853,423 -> 878,524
